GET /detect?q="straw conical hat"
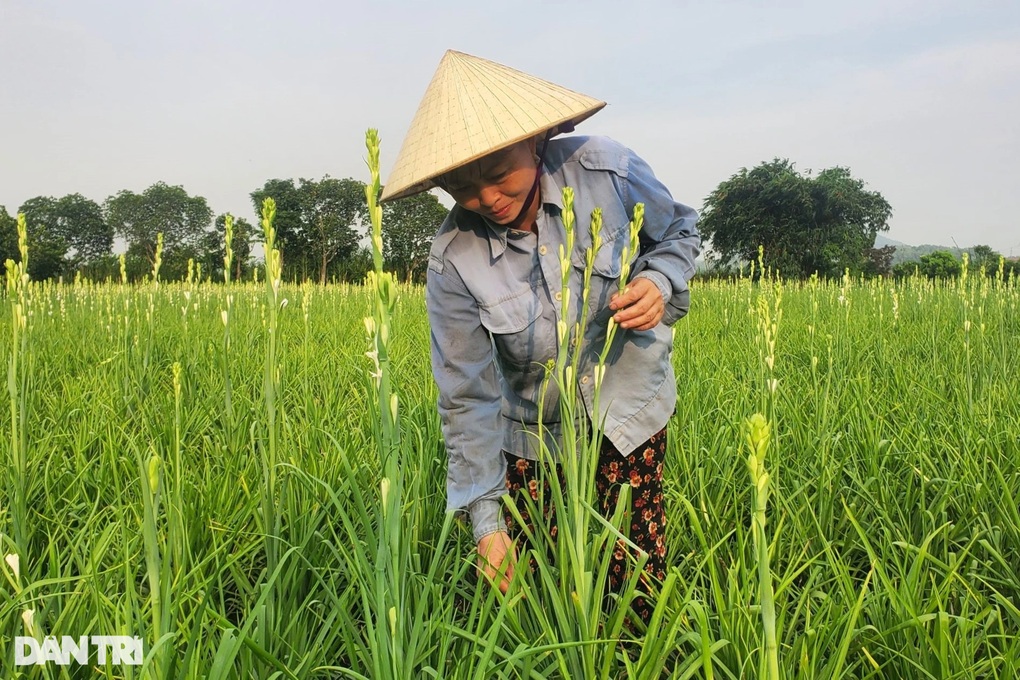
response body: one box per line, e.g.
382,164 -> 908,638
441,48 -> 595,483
380,50 -> 606,202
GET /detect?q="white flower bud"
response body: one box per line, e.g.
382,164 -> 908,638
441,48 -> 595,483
22,608 -> 35,634
4,553 -> 19,581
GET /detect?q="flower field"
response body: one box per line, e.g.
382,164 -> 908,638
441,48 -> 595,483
1,152 -> 1018,677
1,255 -> 1017,677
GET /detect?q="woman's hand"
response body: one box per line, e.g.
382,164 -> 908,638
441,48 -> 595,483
609,278 -> 665,330
477,530 -> 516,593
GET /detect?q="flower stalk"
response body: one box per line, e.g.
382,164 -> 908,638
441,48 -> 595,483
5,214 -> 31,557
364,128 -> 404,678
258,197 -> 284,649
744,413 -> 780,680
221,215 -> 235,423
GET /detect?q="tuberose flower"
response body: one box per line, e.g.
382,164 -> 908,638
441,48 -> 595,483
4,553 -> 19,581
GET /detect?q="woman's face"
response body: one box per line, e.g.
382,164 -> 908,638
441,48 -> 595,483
438,140 -> 538,226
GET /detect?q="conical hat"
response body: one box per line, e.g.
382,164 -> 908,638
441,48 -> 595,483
380,50 -> 606,202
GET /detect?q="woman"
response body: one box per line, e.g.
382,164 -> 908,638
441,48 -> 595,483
380,51 -> 700,613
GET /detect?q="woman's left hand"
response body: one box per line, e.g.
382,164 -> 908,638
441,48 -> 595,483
609,278 -> 664,331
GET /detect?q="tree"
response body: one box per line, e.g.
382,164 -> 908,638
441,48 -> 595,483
331,246 -> 373,283
0,206 -> 19,266
17,193 -> 113,273
106,182 -> 213,276
970,244 -> 999,273
225,214 -> 255,282
250,179 -> 308,278
700,159 -> 892,278
202,214 -> 256,282
299,177 -> 367,285
382,191 -> 449,283
16,197 -> 72,280
918,250 -> 961,279
864,244 -> 896,278
251,176 -> 368,283
55,193 -> 113,266
77,254 -> 122,282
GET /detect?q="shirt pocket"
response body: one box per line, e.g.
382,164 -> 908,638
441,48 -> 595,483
478,288 -> 546,370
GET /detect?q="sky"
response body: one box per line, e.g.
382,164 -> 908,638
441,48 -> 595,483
2,0 -> 1019,255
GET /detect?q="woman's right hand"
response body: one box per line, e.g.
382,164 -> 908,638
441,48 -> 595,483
477,531 -> 516,593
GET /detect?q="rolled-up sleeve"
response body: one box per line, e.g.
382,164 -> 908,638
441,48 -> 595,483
623,150 -> 701,326
425,260 -> 506,542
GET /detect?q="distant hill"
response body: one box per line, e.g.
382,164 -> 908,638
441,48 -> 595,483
874,234 -> 905,248
874,234 -> 968,265
695,235 -> 1006,274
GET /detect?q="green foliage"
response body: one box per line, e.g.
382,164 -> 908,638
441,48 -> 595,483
251,177 -> 368,283
55,193 -> 114,264
3,178 -> 445,286
13,197 -> 69,280
381,190 -> 448,282
198,213 -> 256,282
893,249 -> 963,279
0,276 -> 1018,677
920,250 -> 963,278
329,246 -> 373,283
0,206 -> 19,266
970,244 -> 1003,274
105,182 -> 213,274
300,176 -> 367,284
701,159 -> 892,278
75,253 -> 123,282
250,179 -> 307,273
889,245 -> 1020,282
16,193 -> 113,280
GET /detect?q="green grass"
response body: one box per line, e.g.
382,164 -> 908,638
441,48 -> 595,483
0,262 -> 1017,677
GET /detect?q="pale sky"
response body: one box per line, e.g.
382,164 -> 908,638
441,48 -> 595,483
2,0 -> 1018,255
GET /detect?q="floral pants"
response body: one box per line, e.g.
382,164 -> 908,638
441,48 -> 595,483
503,426 -> 668,621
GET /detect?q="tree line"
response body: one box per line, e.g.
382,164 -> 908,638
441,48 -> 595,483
4,159 -> 1015,284
699,159 -> 1018,280
889,246 -> 1019,279
0,176 -> 448,284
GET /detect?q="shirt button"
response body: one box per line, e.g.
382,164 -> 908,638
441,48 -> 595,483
581,376 -> 590,385
539,245 -> 548,256
554,291 -> 562,301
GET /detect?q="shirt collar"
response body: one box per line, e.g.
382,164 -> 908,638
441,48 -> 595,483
539,160 -> 565,211
483,218 -> 508,260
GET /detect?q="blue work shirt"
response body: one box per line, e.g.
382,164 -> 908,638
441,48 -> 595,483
425,135 -> 701,541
